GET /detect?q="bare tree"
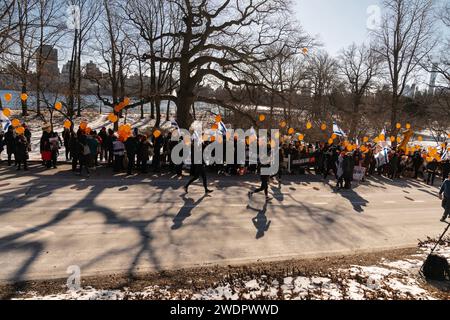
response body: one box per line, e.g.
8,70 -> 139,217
132,0 -> 307,129
372,0 -> 437,141
35,0 -> 65,116
337,43 -> 381,139
304,50 -> 338,123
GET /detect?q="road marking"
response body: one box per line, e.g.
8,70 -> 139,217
413,200 -> 425,203
384,201 -> 396,204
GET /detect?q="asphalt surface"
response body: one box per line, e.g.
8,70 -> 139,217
0,164 -> 445,283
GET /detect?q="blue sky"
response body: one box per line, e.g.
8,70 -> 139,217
294,0 -> 382,55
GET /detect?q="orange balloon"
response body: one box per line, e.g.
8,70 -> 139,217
397,136 -> 402,143
321,124 -> 327,131
259,114 -> 266,122
418,136 -> 423,142
363,137 -> 369,143
21,93 -> 28,101
298,134 -> 304,141
288,128 -> 295,135
153,130 -> 161,138
211,123 -> 218,130
2,108 -> 11,117
64,120 -> 72,129
55,102 -> 62,110
108,113 -> 118,123
80,122 -> 88,130
4,93 -> 12,102
306,122 -> 312,130
331,133 -> 337,140
123,97 -> 130,106
406,123 -> 411,129
11,119 -> 20,127
328,138 -> 334,145
15,126 -> 25,135
85,127 -> 92,134
396,123 -> 401,129
215,115 -> 222,123
390,136 -> 396,142
379,134 -> 385,141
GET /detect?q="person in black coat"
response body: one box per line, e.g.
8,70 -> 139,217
69,130 -> 82,172
184,142 -> 213,194
442,160 -> 450,182
4,126 -> 15,166
15,134 -> 28,171
125,135 -> 139,175
62,128 -> 71,161
343,153 -> 355,189
426,159 -> 438,186
249,160 -> 272,202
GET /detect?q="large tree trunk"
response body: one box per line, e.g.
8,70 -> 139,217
155,98 -> 161,128
176,94 -> 193,129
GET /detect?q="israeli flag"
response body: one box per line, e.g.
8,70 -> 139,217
442,148 -> 449,161
375,147 -> 390,167
192,130 -> 202,146
0,111 -> 11,132
333,122 -> 346,137
170,119 -> 181,136
218,121 -> 227,135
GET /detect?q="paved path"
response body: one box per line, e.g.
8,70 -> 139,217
0,164 -> 445,283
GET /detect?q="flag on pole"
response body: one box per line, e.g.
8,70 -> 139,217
333,122 -> 346,137
218,121 -> 227,135
170,119 -> 181,136
0,111 -> 11,132
442,148 -> 449,161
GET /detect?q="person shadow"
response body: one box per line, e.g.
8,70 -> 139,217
248,202 -> 271,239
171,193 -> 208,230
338,188 -> 369,213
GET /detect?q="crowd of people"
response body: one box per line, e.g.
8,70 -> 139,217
2,124 -> 450,221
1,125 -> 450,191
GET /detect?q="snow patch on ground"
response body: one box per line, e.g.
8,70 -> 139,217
14,245 -> 449,300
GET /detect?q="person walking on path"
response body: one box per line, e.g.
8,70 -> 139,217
248,159 -> 272,202
184,162 -> 213,194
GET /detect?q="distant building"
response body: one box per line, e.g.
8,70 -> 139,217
404,83 -> 417,98
85,61 -> 102,79
36,45 -> 59,79
428,63 -> 438,95
61,60 -> 75,82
